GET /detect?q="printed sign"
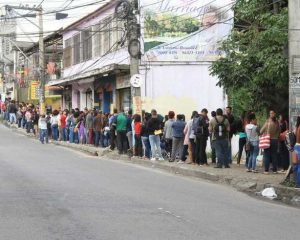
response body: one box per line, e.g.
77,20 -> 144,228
290,75 -> 300,89
141,0 -> 234,62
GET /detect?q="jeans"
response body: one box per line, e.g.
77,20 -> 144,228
51,125 -> 58,141
26,121 -> 34,134
189,138 -> 196,163
117,130 -> 128,154
149,135 -> 162,159
18,118 -> 22,128
39,129 -> 49,143
59,128 -> 67,141
171,137 -> 184,161
95,131 -> 102,147
69,127 -> 74,143
9,113 -> 16,124
210,136 -> 216,163
237,137 -> 246,164
181,145 -> 188,161
248,141 -> 259,170
103,132 -> 109,147
263,139 -> 278,172
214,139 -> 229,167
142,136 -> 151,158
127,131 -> 133,149
195,136 -> 207,165
135,134 -> 143,157
294,145 -> 300,186
278,140 -> 290,170
110,129 -> 116,150
228,137 -> 232,164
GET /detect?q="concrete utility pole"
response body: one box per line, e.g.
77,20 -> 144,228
38,9 -> 45,115
128,0 -> 141,114
289,1 -> 300,128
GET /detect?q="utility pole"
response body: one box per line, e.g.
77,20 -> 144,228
38,8 -> 45,115
289,1 -> 300,128
128,0 -> 141,115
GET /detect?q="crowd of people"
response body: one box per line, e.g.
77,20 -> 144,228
1,100 -> 299,188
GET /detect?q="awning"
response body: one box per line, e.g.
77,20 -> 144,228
48,63 -> 129,86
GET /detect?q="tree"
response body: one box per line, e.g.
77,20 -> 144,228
209,0 -> 288,116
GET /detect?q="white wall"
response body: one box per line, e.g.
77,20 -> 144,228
141,63 -> 226,117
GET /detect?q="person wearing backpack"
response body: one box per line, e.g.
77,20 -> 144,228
194,109 -> 209,165
209,108 -> 230,168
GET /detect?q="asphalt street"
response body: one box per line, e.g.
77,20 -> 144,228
0,125 -> 299,240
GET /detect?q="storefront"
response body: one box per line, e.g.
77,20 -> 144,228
94,75 -> 115,113
116,75 -> 131,112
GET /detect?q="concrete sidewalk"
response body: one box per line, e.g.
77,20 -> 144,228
3,121 -> 300,207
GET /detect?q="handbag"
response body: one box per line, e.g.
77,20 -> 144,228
154,129 -> 162,135
259,122 -> 270,149
245,140 -> 251,151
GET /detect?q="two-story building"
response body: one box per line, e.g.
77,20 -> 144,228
50,1 -> 130,113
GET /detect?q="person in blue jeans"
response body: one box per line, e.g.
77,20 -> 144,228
245,114 -> 259,172
209,108 -> 230,168
147,110 -> 163,161
141,112 -> 152,159
293,118 -> 300,188
38,114 -> 49,144
260,111 -> 280,174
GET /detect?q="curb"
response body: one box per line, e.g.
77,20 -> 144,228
2,121 -> 300,207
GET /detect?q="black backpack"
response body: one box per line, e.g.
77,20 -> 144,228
285,131 -> 296,152
214,117 -> 227,139
193,116 -> 208,138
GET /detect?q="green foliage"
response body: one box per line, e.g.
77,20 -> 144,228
210,0 -> 288,115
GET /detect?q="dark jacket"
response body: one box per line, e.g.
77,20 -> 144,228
141,120 -> 149,137
94,115 -> 103,132
147,117 -> 161,135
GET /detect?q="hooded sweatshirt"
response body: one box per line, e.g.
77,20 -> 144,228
245,123 -> 259,142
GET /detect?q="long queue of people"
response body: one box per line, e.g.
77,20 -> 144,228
1,100 -> 299,188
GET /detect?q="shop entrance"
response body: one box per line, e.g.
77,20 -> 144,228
103,90 -> 112,113
118,88 -> 131,112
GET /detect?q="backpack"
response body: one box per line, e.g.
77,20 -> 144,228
214,117 -> 227,139
285,131 -> 296,152
193,116 -> 208,138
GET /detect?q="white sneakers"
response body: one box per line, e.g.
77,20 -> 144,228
151,157 -> 164,161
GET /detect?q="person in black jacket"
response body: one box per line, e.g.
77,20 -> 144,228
141,112 -> 151,159
148,109 -> 164,161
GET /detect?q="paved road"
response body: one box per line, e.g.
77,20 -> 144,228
0,125 -> 299,240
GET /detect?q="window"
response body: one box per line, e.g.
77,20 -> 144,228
73,34 -> 81,64
103,17 -> 112,54
82,28 -> 92,61
63,38 -> 72,68
93,23 -> 102,57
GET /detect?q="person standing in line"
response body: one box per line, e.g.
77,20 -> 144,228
184,111 -> 198,164
94,111 -> 104,147
50,110 -> 59,141
38,114 -> 49,144
293,117 -> 300,188
194,109 -> 209,166
109,109 -> 118,151
58,111 -> 67,141
8,100 -> 17,124
170,114 -> 186,163
141,112 -> 151,159
278,114 -> 289,172
260,110 -> 280,174
163,111 -> 175,157
67,110 -> 75,143
134,114 -> 143,158
245,113 -> 260,172
116,109 -> 128,155
209,108 -> 230,169
225,106 -> 235,164
210,111 -> 217,164
148,109 -> 164,161
85,109 -> 94,145
126,109 -> 134,154
236,111 -> 250,166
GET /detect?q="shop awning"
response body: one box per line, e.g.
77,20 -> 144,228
48,63 -> 129,86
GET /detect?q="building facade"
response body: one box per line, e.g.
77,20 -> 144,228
49,1 -> 130,112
